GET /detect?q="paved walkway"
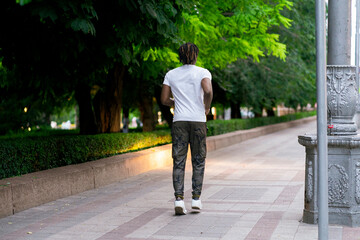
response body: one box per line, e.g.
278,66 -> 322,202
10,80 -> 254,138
1,120 -> 360,240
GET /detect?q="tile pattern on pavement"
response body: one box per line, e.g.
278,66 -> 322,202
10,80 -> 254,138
1,120 -> 360,240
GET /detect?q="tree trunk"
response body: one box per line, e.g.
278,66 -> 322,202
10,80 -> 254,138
44,112 -> 51,127
266,108 -> 275,117
254,112 -> 262,118
75,85 -> 97,134
94,63 -> 125,133
122,106 -> 129,133
230,102 -> 241,119
74,104 -> 80,129
139,95 -> 155,132
154,86 -> 173,128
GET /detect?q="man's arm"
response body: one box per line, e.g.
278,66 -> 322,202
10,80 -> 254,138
161,84 -> 174,107
201,77 -> 213,115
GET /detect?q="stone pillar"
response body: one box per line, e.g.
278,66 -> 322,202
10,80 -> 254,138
299,0 -> 360,227
326,0 -> 355,135
299,135 -> 360,227
299,65 -> 360,226
327,0 -> 352,65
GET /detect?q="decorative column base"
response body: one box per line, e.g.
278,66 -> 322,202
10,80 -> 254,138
328,116 -> 357,135
327,65 -> 358,136
299,134 -> 360,227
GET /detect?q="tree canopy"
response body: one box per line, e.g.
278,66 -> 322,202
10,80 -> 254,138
0,0 -> 315,134
213,0 -> 316,116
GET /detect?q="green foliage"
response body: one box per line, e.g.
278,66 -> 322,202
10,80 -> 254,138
127,0 -> 294,124
0,1 -> 99,134
16,0 -> 31,6
1,0 -> 195,133
1,0 -> 300,134
212,0 -> 316,114
0,64 -> 75,134
207,111 -> 316,136
15,0 -> 98,34
181,0 -> 292,68
140,0 -> 293,71
0,130 -> 171,179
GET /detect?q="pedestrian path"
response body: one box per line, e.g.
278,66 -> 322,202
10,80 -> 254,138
1,120 -> 360,240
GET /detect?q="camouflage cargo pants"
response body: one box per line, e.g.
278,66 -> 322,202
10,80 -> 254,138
172,121 -> 207,199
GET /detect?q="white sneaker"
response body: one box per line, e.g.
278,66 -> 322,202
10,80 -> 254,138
174,200 -> 187,215
191,199 -> 202,210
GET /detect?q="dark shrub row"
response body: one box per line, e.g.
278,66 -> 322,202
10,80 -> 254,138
0,130 -> 171,179
0,111 -> 315,179
207,111 -> 316,136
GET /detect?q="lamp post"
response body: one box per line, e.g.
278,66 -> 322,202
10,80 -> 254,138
299,0 -> 360,230
315,0 -> 328,238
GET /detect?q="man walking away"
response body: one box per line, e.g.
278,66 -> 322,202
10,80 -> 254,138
161,42 -> 213,215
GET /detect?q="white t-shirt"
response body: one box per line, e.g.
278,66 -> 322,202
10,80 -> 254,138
163,64 -> 212,122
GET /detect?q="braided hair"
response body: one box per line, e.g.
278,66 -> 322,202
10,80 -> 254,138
178,42 -> 199,64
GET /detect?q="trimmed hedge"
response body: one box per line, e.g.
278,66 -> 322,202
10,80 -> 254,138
0,130 -> 171,179
0,111 -> 316,179
207,111 -> 316,136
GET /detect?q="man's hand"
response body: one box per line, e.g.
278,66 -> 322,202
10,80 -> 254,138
205,108 -> 210,115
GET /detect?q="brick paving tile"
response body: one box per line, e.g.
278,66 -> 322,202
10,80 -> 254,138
2,120 -> 360,240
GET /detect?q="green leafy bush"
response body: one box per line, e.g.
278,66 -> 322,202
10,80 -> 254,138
207,111 -> 316,136
0,111 -> 315,179
0,130 -> 171,179
0,128 -> 80,139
